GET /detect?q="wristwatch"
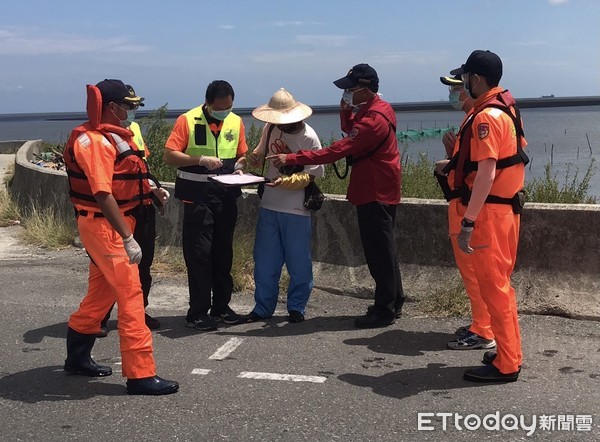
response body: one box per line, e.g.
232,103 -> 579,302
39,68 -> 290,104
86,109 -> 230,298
461,218 -> 475,228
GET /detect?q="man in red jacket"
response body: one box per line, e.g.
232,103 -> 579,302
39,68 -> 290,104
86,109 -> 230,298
267,63 -> 404,328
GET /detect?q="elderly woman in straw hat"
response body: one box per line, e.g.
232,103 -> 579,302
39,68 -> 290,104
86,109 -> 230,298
242,88 -> 324,323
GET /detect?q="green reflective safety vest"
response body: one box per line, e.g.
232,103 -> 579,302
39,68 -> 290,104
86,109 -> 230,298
130,121 -> 146,154
183,105 -> 240,159
174,106 -> 242,204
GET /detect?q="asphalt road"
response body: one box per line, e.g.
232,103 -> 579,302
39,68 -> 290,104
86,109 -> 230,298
0,224 -> 599,441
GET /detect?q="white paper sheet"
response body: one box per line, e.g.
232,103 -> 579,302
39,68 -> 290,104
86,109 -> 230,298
208,174 -> 267,186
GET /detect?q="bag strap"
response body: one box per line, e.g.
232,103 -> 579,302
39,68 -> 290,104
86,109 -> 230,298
260,124 -> 277,177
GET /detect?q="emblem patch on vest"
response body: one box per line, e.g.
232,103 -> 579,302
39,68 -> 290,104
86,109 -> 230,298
477,123 -> 489,139
225,130 -> 234,142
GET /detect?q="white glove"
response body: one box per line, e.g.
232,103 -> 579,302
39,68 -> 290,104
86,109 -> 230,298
123,235 -> 142,264
199,155 -> 223,170
152,187 -> 170,205
457,225 -> 474,254
434,159 -> 450,176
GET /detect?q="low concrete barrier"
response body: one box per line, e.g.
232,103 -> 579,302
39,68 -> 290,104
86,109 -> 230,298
7,140 -> 600,320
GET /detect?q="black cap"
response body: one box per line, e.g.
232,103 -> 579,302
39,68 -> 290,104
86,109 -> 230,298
95,79 -> 145,106
450,50 -> 503,80
440,75 -> 463,86
333,63 -> 379,89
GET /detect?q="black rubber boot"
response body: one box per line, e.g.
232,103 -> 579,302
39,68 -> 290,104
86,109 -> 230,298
126,376 -> 179,396
64,327 -> 112,377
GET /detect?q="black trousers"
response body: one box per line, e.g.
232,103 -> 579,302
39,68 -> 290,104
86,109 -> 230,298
356,202 -> 405,318
183,199 -> 238,322
102,204 -> 156,324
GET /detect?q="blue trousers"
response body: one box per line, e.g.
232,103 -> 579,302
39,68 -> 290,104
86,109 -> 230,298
253,208 -> 314,318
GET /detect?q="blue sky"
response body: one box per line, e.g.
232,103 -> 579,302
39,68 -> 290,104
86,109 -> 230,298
0,0 -> 598,113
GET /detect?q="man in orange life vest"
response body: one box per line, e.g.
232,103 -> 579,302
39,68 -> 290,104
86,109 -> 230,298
97,85 -> 167,338
63,79 -> 178,395
444,51 -> 528,382
435,75 -> 497,351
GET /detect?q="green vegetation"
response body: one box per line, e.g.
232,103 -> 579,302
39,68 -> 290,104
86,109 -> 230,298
417,276 -> 472,317
0,189 -> 21,227
525,160 -> 596,204
20,205 -> 77,249
139,104 -> 177,183
400,151 -> 444,199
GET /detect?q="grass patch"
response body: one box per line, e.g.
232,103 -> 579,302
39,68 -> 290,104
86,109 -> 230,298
0,190 -> 22,227
152,245 -> 187,275
417,277 -> 471,317
20,205 -> 77,249
232,227 -> 256,292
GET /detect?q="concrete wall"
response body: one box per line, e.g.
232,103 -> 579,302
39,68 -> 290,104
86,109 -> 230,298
7,140 -> 600,320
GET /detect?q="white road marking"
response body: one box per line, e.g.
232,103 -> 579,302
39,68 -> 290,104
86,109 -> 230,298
191,368 -> 211,375
209,337 -> 244,360
238,372 -> 327,383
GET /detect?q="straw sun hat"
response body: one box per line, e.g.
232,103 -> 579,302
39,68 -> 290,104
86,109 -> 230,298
252,88 -> 313,124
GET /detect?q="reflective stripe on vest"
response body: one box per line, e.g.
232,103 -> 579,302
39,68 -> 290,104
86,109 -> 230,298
65,130 -> 153,209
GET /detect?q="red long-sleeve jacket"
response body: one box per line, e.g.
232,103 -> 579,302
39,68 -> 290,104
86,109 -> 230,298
285,95 -> 401,206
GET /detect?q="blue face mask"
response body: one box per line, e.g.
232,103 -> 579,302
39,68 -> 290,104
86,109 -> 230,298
210,107 -> 232,121
123,109 -> 136,126
113,103 -> 136,127
448,91 -> 465,111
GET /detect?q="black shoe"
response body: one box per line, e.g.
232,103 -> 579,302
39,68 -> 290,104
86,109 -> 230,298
186,314 -> 218,331
210,306 -> 243,325
288,310 -> 305,323
482,351 -> 497,365
463,364 -> 519,383
482,351 -> 521,370
354,311 -> 395,329
241,311 -> 263,323
145,313 -> 161,330
126,376 -> 179,396
367,305 -> 401,319
96,322 -> 109,338
65,327 -> 112,377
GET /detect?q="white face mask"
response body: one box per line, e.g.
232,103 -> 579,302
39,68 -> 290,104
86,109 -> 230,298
342,89 -> 355,106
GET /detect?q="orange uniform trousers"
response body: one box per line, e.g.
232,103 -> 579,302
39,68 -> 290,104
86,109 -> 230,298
68,214 -> 156,379
458,202 -> 523,374
448,199 -> 494,340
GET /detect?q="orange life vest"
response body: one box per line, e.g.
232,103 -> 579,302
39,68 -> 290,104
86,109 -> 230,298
64,127 -> 153,210
64,84 -> 153,211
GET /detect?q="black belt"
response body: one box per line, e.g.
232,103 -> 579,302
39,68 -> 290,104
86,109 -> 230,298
75,207 -> 139,218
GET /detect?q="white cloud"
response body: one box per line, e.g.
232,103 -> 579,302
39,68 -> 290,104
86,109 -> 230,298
218,24 -> 235,30
295,34 -> 354,47
0,27 -> 151,55
273,20 -> 305,27
271,21 -> 325,27
548,0 -> 570,4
